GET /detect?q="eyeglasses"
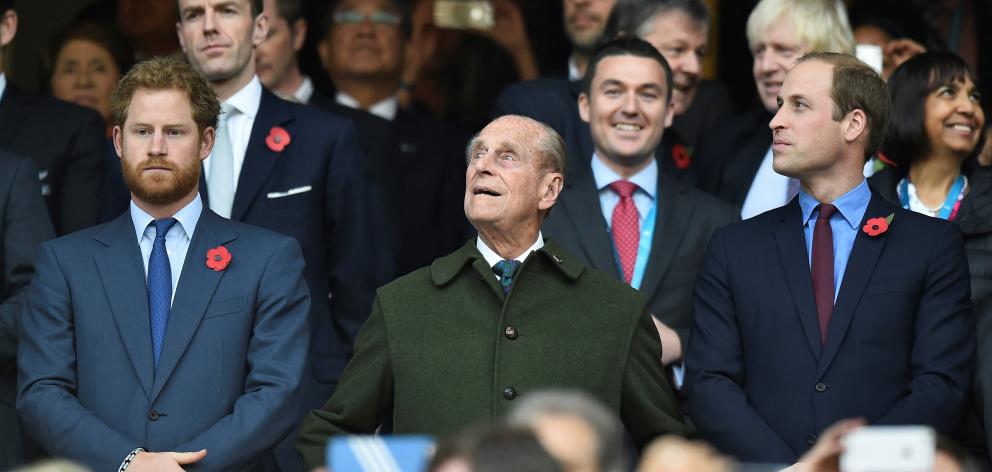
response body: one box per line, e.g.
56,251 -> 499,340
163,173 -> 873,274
332,9 -> 402,26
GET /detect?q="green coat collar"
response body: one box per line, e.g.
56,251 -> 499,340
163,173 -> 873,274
430,237 -> 584,286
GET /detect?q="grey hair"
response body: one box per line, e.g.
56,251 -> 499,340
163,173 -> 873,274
635,0 -> 710,38
507,390 -> 625,472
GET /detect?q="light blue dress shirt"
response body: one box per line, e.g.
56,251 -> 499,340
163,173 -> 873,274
591,154 -> 658,288
798,179 -> 871,301
130,195 -> 202,305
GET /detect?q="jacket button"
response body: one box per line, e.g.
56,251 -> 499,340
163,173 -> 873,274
504,325 -> 518,339
148,410 -> 160,421
503,387 -> 516,400
815,382 -> 827,392
807,433 -> 817,446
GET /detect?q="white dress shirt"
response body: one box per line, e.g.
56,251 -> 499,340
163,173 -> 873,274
740,146 -> 799,219
130,195 -> 203,305
477,232 -> 544,280
335,91 -> 399,121
0,73 -> 7,102
293,76 -> 315,104
202,76 -> 262,190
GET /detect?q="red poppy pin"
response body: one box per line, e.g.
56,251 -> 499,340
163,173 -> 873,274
265,126 -> 291,152
862,213 -> 894,237
672,144 -> 692,170
206,245 -> 232,271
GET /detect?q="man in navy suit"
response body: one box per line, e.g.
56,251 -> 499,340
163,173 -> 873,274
17,56 -> 310,471
176,2 -> 393,466
685,53 -> 975,464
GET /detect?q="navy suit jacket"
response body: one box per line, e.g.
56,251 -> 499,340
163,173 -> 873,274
0,84 -> 105,235
17,209 -> 310,471
200,88 -> 394,397
542,163 -> 736,349
685,195 -> 975,463
492,79 -> 694,183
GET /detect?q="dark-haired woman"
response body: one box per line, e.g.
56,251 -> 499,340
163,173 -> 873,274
868,50 -> 991,460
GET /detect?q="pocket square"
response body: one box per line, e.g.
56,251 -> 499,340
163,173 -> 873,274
267,185 -> 312,199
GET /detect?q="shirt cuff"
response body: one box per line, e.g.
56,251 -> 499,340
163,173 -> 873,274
119,447 -> 145,472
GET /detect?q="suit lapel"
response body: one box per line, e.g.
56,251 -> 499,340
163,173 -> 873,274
557,167 -> 618,275
93,213 -> 155,398
639,174 -> 693,297
817,195 -> 890,379
151,210 -> 237,400
231,88 -> 293,221
772,199 -> 822,362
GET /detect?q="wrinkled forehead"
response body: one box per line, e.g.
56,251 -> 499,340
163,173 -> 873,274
474,118 -> 539,154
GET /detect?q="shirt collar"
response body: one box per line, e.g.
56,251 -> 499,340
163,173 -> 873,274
476,232 -> 545,268
0,73 -> 6,102
130,194 -> 203,242
591,153 -> 658,199
568,55 -> 582,81
798,179 -> 871,229
224,75 -> 262,119
335,91 -> 399,121
294,76 -> 314,104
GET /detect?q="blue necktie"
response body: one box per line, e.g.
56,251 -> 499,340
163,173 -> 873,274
148,218 -> 178,371
492,260 -> 521,294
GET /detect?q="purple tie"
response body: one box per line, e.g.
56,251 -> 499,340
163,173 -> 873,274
812,204 -> 837,344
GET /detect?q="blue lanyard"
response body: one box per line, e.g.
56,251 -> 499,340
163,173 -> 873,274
898,175 -> 966,220
629,203 -> 656,290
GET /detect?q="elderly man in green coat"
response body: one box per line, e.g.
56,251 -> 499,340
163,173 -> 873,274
297,114 -> 689,469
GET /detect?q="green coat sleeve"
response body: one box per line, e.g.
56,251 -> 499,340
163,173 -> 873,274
296,296 -> 394,470
621,306 -> 692,446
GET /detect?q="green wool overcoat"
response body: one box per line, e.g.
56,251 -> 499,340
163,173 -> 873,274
297,238 -> 689,469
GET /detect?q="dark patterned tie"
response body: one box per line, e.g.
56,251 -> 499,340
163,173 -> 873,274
812,204 -> 837,344
609,180 -> 640,284
492,260 -> 522,294
148,218 -> 178,370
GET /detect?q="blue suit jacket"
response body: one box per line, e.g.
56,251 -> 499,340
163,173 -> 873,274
200,88 -> 394,399
685,195 -> 975,463
17,209 -> 310,471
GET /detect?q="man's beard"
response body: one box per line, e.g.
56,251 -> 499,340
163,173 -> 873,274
121,153 -> 201,206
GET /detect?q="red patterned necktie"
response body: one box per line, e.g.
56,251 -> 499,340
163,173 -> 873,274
812,203 -> 837,344
610,180 -> 640,284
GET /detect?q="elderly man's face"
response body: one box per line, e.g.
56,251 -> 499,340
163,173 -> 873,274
641,10 -> 708,116
752,18 -> 806,113
321,0 -> 404,82
177,0 -> 267,84
464,117 -> 561,231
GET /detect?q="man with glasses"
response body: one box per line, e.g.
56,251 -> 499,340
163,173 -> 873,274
316,0 -> 472,276
175,0 -> 393,469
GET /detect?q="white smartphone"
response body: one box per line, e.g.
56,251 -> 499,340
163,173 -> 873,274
840,426 -> 935,472
856,44 -> 884,75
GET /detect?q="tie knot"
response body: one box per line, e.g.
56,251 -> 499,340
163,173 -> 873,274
492,259 -> 521,279
609,180 -> 638,199
152,218 -> 178,239
817,204 -> 838,221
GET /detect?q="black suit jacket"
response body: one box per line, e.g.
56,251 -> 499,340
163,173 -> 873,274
541,161 -> 736,349
694,108 -> 774,208
493,79 -> 695,183
0,152 -> 54,469
686,194 -> 975,463
200,88 -> 394,399
310,101 -> 471,276
0,84 -> 105,235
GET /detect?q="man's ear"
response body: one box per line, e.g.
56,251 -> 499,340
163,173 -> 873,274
578,93 -> 591,124
843,109 -> 868,145
291,18 -> 307,52
0,10 -> 18,49
199,127 -> 216,160
252,12 -> 270,47
112,125 -> 124,159
538,173 -> 564,211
